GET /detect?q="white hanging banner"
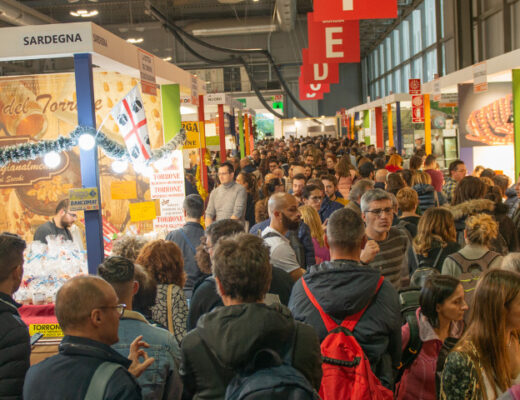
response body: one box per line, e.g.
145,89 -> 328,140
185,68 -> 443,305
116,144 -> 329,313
111,85 -> 152,165
473,61 -> 488,93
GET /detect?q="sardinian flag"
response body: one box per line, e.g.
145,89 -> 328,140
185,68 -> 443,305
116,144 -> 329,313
111,86 -> 152,165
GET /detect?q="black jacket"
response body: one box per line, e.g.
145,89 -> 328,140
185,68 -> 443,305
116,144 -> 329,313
23,335 -> 141,400
288,260 -> 401,390
0,293 -> 30,400
180,303 -> 322,400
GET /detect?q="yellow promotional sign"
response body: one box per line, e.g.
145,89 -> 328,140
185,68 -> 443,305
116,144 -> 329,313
182,121 -> 202,149
110,181 -> 137,200
69,188 -> 99,211
29,323 -> 63,338
129,201 -> 157,222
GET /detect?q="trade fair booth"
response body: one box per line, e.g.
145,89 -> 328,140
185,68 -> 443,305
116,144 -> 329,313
0,22 -> 205,349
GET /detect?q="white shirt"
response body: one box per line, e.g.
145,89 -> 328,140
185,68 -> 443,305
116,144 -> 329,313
261,226 -> 300,274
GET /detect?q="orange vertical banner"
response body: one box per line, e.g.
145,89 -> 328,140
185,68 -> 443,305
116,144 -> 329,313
375,106 -> 384,149
387,103 -> 394,147
424,94 -> 432,155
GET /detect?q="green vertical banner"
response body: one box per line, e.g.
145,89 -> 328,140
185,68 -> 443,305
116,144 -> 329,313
161,84 -> 181,143
363,110 -> 370,128
514,70 -> 520,180
238,111 -> 245,158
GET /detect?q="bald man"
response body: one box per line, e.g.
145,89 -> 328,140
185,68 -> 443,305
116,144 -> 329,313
262,193 -> 306,281
24,276 -> 154,400
375,169 -> 388,190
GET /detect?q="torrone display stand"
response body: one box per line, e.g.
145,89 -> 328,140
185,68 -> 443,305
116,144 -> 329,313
0,22 -> 204,361
0,21 -> 204,273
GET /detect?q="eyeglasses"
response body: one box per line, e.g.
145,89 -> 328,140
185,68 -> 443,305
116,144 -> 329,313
218,172 -> 230,177
366,208 -> 394,217
309,196 -> 323,202
99,303 -> 126,318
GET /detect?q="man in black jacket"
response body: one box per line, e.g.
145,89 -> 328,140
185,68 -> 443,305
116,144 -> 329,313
288,208 -> 401,390
23,276 -> 154,400
0,232 -> 29,399
180,233 -> 322,399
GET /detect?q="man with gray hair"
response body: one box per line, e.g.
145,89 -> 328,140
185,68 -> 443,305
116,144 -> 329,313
166,194 -> 205,299
346,179 -> 375,216
262,193 -> 306,281
360,189 -> 409,289
289,208 -> 401,389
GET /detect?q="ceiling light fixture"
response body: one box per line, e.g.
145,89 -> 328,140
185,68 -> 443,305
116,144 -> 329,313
127,38 -> 144,44
192,24 -> 277,37
70,9 -> 99,17
162,56 -> 172,61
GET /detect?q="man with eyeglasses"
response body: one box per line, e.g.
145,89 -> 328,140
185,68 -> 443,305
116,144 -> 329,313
302,183 -> 343,223
443,160 -> 467,204
99,256 -> 182,400
360,189 -> 410,289
24,275 -> 154,400
205,162 -> 247,226
33,198 -> 77,244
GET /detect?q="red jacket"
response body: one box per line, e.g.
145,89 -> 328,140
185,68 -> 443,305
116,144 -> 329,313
396,309 -> 463,400
385,165 -> 402,173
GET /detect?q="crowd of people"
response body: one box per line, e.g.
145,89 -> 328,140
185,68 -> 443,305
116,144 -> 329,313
2,135 -> 520,399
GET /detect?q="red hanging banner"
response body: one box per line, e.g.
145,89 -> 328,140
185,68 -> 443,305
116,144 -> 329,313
307,13 -> 360,64
301,49 -> 340,85
313,0 -> 398,22
299,70 -> 330,101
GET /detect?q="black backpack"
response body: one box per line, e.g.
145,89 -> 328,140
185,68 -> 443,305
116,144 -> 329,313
225,332 -> 319,400
262,231 -> 306,269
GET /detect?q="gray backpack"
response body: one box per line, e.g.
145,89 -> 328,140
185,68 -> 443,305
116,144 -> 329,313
85,362 -> 124,400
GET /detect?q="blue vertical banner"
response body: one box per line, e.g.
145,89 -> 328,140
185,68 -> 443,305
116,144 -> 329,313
73,54 -> 104,274
396,102 -> 403,155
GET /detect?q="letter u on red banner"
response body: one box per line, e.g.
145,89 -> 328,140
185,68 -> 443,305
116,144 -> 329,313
301,49 -> 340,85
313,0 -> 398,21
299,69 -> 330,101
307,13 -> 360,64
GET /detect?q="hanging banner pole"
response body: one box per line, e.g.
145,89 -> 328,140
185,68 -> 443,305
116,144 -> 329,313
73,53 -> 103,275
513,70 -> 520,180
396,102 -> 403,155
198,94 -> 208,192
375,106 -> 384,149
244,113 -> 251,156
424,94 -> 432,154
238,110 -> 245,158
218,104 -> 227,163
387,104 -> 394,148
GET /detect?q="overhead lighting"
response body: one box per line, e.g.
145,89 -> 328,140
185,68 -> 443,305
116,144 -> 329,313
162,56 -> 172,61
192,24 -> 277,37
44,152 -> 61,169
70,9 -> 99,17
127,38 -> 144,44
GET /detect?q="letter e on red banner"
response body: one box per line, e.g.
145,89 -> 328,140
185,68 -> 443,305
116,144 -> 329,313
307,13 -> 360,64
301,49 -> 340,84
313,0 -> 398,21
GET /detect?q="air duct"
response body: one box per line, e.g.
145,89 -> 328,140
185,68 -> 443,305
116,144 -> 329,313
0,0 -> 56,26
276,0 -> 296,32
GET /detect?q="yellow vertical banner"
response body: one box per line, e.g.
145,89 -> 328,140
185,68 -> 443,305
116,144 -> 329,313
424,94 -> 432,154
244,114 -> 251,156
387,104 -> 394,147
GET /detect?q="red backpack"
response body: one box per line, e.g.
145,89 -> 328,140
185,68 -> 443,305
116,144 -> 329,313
301,277 -> 394,400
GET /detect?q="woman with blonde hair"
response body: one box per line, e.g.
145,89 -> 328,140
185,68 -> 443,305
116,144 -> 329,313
440,269 -> 520,399
299,205 -> 330,264
409,207 -> 461,273
442,213 -> 503,277
412,171 -> 439,213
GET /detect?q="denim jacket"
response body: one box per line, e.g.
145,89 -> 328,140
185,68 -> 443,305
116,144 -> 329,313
112,310 -> 182,400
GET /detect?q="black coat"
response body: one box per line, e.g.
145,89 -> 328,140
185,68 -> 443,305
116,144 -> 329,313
288,260 -> 402,390
23,335 -> 141,400
180,303 -> 322,400
0,293 -> 30,400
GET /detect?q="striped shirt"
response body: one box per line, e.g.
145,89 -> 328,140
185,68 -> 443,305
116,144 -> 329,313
368,227 -> 409,289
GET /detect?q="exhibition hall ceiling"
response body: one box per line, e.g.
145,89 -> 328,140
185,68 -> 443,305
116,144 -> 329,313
12,0 -> 418,58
